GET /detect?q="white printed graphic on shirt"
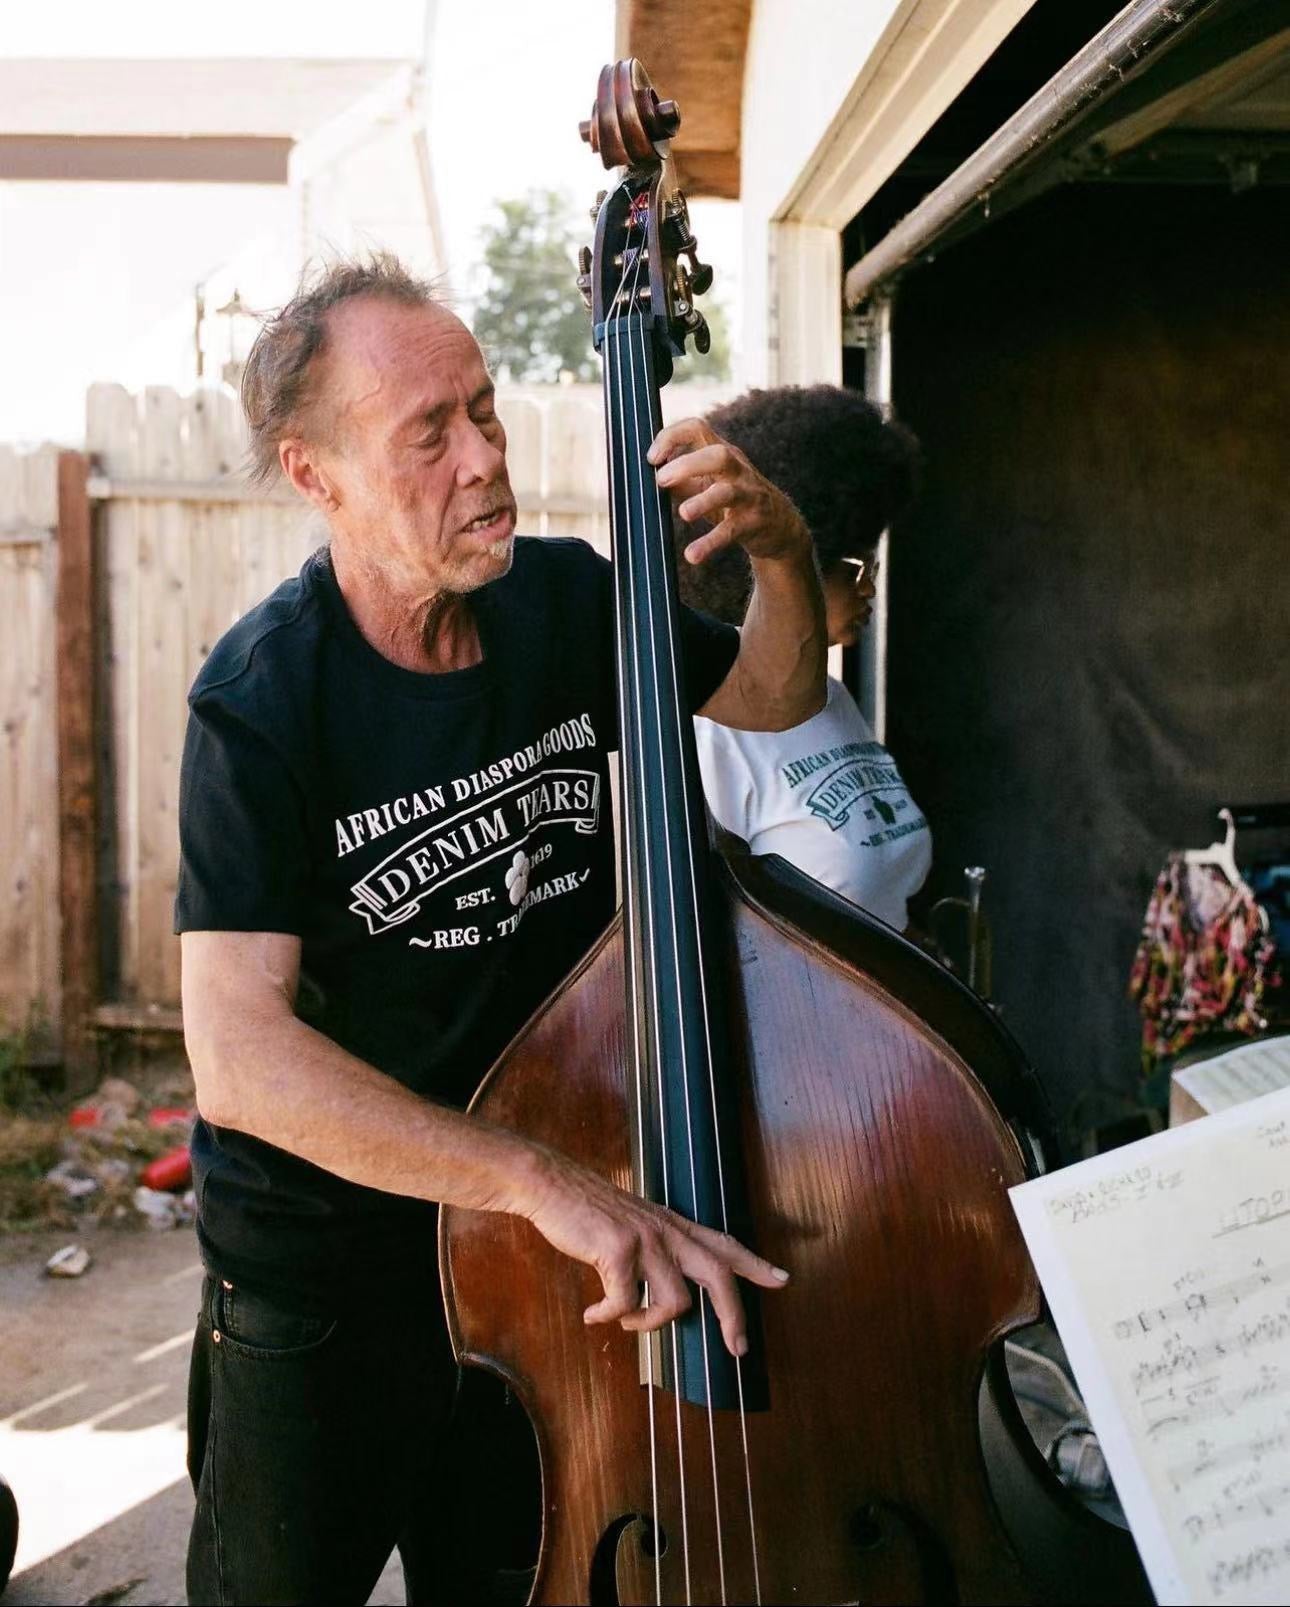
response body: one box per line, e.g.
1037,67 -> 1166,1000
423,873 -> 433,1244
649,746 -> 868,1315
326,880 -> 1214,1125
333,711 -> 603,940
505,850 -> 531,906
347,770 -> 600,934
793,741 -> 919,837
406,845 -> 594,949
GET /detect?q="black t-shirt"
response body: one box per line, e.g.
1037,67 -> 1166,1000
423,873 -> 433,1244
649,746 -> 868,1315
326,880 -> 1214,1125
175,537 -> 738,1307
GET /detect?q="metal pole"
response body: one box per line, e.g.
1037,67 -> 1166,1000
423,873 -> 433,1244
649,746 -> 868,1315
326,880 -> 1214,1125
858,291 -> 893,741
844,0 -> 1225,308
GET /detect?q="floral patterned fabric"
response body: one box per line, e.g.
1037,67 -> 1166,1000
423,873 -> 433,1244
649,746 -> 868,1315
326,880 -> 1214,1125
1129,855 -> 1282,1071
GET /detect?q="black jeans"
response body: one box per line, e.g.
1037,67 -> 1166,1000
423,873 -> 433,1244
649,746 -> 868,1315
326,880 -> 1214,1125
186,1274 -> 534,1606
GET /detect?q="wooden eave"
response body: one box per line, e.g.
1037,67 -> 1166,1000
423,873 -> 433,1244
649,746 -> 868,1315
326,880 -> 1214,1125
615,0 -> 751,198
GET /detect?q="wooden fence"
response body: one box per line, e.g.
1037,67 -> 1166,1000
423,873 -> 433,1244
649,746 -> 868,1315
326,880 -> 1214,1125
0,445 -> 61,1058
0,379 -> 728,1077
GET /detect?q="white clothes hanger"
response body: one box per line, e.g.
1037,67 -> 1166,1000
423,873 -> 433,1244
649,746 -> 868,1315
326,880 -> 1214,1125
1184,807 -> 1241,887
1183,808 -> 1271,933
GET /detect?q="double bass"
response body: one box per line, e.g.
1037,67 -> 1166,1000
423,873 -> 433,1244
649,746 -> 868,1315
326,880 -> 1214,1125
441,59 -> 1147,1606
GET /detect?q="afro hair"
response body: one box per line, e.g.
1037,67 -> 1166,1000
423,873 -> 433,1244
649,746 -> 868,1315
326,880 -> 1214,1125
674,384 -> 921,626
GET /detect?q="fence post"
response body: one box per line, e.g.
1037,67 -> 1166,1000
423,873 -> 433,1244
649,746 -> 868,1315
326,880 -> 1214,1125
56,450 -> 99,1091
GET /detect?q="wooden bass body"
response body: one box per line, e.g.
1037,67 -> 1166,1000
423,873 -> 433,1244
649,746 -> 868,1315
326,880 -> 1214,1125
440,850 -> 1141,1605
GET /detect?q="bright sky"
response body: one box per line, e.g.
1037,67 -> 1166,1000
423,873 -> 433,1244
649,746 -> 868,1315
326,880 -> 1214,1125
0,0 -> 740,443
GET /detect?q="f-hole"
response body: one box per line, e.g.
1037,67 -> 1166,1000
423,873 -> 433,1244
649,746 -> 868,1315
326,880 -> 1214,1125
854,1499 -> 959,1605
588,1512 -> 668,1606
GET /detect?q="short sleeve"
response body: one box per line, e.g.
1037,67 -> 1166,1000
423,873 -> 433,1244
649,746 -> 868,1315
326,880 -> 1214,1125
585,544 -> 739,735
174,699 -> 311,935
693,717 -> 755,843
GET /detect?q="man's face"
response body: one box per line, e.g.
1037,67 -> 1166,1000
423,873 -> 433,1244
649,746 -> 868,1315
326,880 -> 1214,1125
307,297 -> 517,597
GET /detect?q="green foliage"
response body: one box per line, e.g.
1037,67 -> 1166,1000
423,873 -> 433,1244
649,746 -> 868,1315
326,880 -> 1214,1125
471,188 -> 733,385
472,190 -> 599,384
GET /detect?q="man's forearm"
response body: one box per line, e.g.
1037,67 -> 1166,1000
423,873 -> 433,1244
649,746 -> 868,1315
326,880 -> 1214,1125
180,929 -> 789,1355
705,545 -> 826,731
194,1010 -> 545,1217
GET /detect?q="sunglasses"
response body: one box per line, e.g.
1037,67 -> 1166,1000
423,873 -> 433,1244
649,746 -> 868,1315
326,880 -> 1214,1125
840,556 -> 881,587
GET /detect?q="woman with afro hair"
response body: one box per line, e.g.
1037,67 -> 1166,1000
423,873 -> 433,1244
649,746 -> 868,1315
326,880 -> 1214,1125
675,384 -> 932,932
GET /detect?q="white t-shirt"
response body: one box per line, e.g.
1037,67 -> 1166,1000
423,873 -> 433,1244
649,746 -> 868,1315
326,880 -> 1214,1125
695,676 -> 932,930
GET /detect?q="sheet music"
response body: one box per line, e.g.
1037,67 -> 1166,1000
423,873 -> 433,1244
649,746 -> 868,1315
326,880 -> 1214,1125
1011,1086 -> 1290,1605
1174,1036 -> 1290,1116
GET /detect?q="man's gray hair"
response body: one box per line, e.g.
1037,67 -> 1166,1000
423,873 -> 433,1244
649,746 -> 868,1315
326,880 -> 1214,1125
240,252 -> 442,486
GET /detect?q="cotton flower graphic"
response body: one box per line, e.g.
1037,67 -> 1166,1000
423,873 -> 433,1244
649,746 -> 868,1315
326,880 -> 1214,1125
505,849 -> 531,907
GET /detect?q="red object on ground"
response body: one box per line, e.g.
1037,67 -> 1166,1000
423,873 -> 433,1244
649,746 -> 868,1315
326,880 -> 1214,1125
69,1105 -> 102,1129
147,1107 -> 195,1129
140,1146 -> 192,1192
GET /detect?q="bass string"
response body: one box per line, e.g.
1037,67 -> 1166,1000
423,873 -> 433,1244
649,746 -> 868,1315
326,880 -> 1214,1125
604,181 -> 763,1603
604,191 -> 665,1607
638,311 -> 763,1607
618,265 -> 729,1605
609,233 -> 695,1605
613,237 -> 706,1607
601,188 -> 664,1607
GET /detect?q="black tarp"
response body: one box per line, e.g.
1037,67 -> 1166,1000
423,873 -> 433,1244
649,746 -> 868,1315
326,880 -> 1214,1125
887,183 -> 1290,1137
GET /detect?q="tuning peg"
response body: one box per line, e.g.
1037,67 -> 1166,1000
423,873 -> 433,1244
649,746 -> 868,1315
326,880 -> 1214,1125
684,310 -> 711,354
664,233 -> 713,301
589,190 -> 607,223
575,245 -> 593,311
688,259 -> 714,297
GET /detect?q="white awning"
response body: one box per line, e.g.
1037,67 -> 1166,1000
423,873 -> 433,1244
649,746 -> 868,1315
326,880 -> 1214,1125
0,58 -> 415,182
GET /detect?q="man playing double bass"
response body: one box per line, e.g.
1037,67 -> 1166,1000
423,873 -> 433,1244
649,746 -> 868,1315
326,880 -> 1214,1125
177,253 -> 826,1603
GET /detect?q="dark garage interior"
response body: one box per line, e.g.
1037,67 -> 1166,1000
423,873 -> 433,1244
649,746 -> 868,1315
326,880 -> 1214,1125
845,0 -> 1290,1140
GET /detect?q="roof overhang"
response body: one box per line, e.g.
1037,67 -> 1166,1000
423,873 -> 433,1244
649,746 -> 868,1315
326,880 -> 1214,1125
0,134 -> 293,184
0,58 -> 412,184
613,0 -> 752,198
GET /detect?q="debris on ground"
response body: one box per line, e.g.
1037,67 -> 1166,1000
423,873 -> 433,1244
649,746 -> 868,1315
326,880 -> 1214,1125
45,1243 -> 93,1277
140,1144 -> 193,1192
73,1074 -> 143,1128
148,1106 -> 195,1129
1,1072 -> 196,1231
43,1157 -> 103,1201
133,1185 -> 197,1230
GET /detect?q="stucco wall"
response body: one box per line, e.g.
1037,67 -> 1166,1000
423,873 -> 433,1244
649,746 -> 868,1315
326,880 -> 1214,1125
743,1 -> 910,228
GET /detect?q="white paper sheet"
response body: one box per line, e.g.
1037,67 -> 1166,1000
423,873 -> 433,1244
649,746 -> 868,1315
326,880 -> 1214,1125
1010,1085 -> 1290,1605
1174,1036 -> 1290,1116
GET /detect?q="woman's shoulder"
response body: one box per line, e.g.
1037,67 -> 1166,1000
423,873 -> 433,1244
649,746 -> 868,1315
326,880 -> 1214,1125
695,675 -> 870,762
820,674 -> 874,738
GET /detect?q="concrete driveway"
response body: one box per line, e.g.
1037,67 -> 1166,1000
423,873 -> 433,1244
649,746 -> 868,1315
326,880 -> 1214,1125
0,1225 -> 402,1606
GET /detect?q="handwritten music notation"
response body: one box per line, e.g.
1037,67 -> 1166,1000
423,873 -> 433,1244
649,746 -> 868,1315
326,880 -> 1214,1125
1011,1083 -> 1290,1605
1115,1256 -> 1290,1342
